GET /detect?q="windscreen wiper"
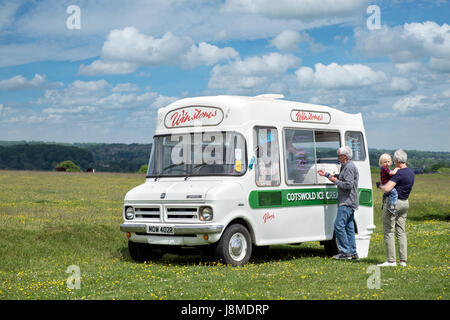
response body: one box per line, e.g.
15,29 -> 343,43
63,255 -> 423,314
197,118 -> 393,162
184,163 -> 209,180
154,163 -> 189,181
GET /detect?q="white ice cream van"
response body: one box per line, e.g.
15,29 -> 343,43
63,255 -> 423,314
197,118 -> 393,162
120,94 -> 375,265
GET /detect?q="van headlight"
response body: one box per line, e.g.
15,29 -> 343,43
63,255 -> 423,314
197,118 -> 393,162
125,206 -> 134,220
199,206 -> 213,221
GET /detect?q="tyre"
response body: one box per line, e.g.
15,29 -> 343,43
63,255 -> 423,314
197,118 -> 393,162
128,241 -> 162,262
323,233 -> 339,256
216,223 -> 252,266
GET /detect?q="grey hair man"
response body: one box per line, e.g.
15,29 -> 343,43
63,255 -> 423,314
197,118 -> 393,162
393,149 -> 407,163
318,146 -> 359,260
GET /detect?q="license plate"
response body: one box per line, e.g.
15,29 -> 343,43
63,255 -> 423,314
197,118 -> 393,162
147,225 -> 174,235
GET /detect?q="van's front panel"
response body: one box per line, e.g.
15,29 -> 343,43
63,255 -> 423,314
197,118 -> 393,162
121,177 -> 247,246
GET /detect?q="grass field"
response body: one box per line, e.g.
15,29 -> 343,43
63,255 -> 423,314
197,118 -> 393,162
0,170 -> 448,300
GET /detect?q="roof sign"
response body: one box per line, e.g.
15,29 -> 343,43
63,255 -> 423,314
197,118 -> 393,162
291,110 -> 331,124
165,106 -> 224,128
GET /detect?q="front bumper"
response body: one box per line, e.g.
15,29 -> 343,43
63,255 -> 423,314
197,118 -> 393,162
120,223 -> 224,235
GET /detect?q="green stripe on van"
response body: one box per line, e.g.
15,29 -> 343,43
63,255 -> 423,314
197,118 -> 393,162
248,188 -> 372,209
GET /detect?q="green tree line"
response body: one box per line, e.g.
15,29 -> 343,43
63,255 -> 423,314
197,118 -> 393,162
368,149 -> 450,172
0,144 -> 93,171
0,141 -> 448,173
0,143 -> 152,173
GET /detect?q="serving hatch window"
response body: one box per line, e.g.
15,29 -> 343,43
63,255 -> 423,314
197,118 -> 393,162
283,129 -> 341,185
284,129 -> 315,184
147,131 -> 247,177
315,131 -> 341,164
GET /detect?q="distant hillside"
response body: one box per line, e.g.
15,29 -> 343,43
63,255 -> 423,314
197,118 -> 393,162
0,140 -> 448,173
0,141 -> 151,173
74,143 -> 152,172
368,149 -> 450,171
0,144 -> 93,171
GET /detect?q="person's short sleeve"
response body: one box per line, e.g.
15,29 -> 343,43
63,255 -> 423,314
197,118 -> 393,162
390,170 -> 402,184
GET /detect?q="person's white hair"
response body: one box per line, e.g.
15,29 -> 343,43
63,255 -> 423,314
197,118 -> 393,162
337,146 -> 353,160
394,149 -> 407,163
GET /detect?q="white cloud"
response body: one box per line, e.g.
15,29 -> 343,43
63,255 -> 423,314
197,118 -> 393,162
70,80 -> 109,93
442,88 -> 450,99
42,105 -> 97,115
403,21 -> 450,60
102,28 -> 190,66
37,80 -> 109,108
428,57 -> 450,73
295,62 -> 387,89
355,21 -> 450,63
5,77 -> 179,143
394,62 -> 422,75
0,74 -> 61,91
181,42 -> 239,68
390,77 -> 413,94
111,83 -> 140,92
0,42 -> 100,68
270,30 -> 302,51
269,30 -> 325,52
222,0 -> 367,20
269,30 -> 324,52
3,113 -> 51,124
2,1 -> 367,68
103,27 -> 239,68
150,95 -> 178,109
208,52 -> 300,91
0,1 -> 21,29
79,60 -> 139,75
37,79 -> 176,117
392,95 -> 426,113
0,103 -> 15,117
392,95 -> 445,114
97,93 -> 142,110
79,27 -> 239,74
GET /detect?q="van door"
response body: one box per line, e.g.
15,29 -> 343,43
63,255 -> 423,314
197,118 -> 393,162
254,127 -> 281,187
250,126 -> 284,243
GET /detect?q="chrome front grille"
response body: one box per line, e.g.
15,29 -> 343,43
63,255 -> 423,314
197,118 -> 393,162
166,207 -> 198,221
129,205 -> 201,222
134,207 -> 161,220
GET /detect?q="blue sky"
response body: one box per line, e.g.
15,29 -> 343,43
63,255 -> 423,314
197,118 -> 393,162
0,0 -> 449,151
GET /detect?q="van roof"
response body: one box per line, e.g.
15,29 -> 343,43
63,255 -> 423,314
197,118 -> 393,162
156,94 -> 364,132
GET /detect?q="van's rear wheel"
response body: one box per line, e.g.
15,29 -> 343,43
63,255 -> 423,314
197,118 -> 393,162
323,233 -> 339,256
216,223 -> 252,266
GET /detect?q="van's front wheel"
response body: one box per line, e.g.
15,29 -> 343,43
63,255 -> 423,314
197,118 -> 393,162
216,223 -> 252,266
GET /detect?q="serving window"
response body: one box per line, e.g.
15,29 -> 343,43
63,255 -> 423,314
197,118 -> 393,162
283,129 -> 341,185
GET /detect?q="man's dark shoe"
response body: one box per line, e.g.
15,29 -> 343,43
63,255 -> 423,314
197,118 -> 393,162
351,254 -> 359,260
333,253 -> 351,260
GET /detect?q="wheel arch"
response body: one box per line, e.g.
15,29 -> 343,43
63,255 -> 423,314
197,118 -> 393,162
225,217 -> 256,246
